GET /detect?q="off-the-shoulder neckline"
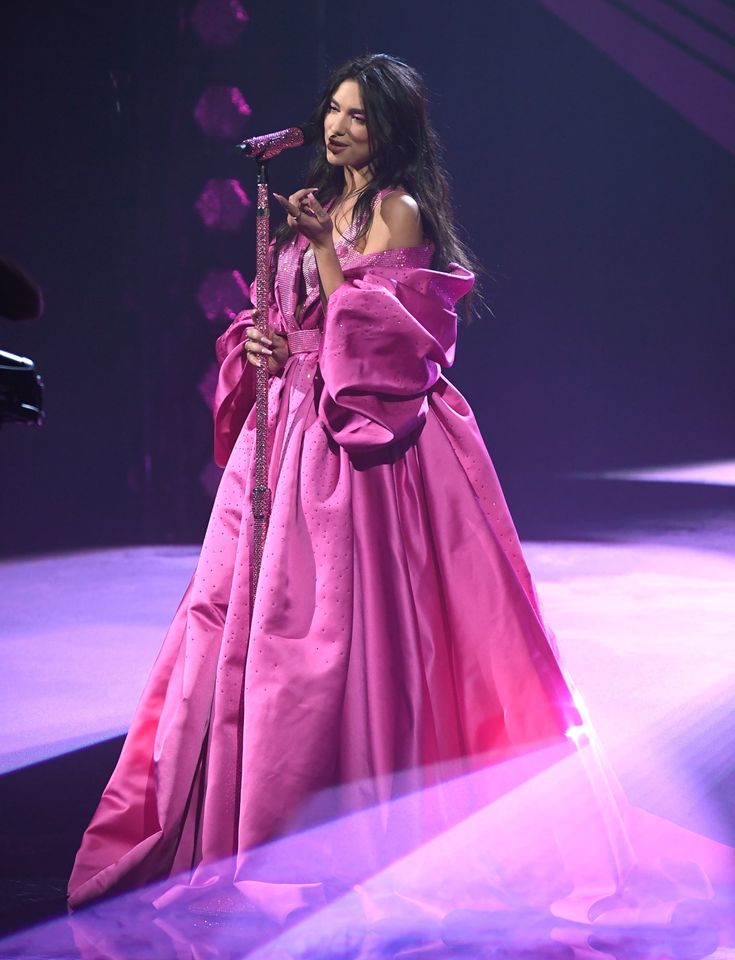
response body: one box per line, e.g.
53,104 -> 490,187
345,240 -> 434,259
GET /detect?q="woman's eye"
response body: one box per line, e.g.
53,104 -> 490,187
353,116 -> 367,125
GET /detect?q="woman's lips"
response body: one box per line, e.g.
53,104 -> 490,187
328,141 -> 347,153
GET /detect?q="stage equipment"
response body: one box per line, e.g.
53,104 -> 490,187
0,257 -> 44,427
0,350 -> 43,426
0,257 -> 43,323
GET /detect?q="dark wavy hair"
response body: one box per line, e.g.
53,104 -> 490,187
272,53 -> 482,320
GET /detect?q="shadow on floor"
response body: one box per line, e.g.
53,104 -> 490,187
0,736 -> 124,936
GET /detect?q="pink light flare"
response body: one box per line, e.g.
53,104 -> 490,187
3,744 -> 733,959
190,0 -> 249,48
197,269 -> 250,323
196,178 -> 251,232
194,86 -> 252,140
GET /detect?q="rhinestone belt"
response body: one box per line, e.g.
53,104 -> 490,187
286,329 -> 322,355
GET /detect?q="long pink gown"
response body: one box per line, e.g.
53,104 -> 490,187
66,189 -> 587,912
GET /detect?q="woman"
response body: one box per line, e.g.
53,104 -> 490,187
67,54 -> 593,915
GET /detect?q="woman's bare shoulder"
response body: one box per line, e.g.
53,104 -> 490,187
363,188 -> 423,254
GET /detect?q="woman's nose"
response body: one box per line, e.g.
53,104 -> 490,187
331,113 -> 347,135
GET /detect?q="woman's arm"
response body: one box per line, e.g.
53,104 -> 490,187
317,260 -> 474,453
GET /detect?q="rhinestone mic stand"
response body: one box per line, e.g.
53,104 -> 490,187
237,125 -> 309,609
250,156 -> 271,610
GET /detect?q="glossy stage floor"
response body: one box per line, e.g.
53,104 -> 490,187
1,468 -> 734,959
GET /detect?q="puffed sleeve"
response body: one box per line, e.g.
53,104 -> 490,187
213,308 -> 257,467
318,262 -> 474,452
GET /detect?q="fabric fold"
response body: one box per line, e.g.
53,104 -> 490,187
213,309 -> 257,469
318,263 -> 474,452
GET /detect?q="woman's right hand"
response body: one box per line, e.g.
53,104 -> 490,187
243,310 -> 290,374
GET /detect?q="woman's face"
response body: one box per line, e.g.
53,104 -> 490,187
324,79 -> 372,173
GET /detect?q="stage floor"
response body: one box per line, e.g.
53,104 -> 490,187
1,473 -> 734,957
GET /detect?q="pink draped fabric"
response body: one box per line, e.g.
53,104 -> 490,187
68,207 -> 586,913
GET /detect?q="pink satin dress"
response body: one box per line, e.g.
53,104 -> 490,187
67,188 -> 580,911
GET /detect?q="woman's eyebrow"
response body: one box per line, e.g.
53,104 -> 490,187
329,98 -> 366,114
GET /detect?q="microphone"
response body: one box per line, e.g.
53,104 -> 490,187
236,122 -> 319,160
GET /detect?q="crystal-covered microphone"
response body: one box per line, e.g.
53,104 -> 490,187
236,123 -> 318,160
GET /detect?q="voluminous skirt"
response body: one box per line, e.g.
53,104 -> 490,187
67,257 -> 732,935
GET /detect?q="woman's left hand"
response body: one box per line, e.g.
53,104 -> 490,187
273,189 -> 333,248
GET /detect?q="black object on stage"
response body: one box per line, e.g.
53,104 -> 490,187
0,350 -> 43,426
0,256 -> 44,427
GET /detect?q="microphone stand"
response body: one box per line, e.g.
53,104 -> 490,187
250,156 -> 271,609
237,126 -> 308,611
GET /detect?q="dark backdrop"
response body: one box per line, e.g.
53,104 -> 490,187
1,0 -> 733,556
